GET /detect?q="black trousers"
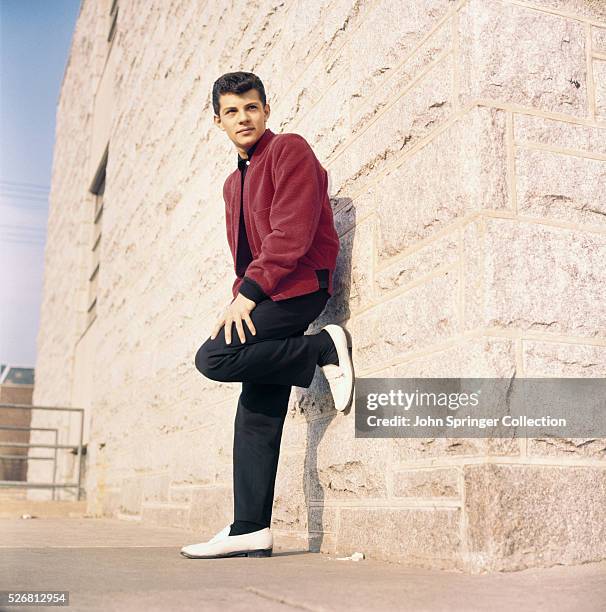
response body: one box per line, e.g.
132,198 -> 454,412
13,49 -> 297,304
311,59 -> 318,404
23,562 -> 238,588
194,284 -> 330,528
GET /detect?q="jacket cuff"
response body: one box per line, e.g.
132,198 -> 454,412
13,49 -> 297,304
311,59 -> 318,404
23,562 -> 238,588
238,276 -> 270,304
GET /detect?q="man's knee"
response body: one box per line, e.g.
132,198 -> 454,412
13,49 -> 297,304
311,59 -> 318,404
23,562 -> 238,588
194,341 -> 222,380
194,339 -> 231,382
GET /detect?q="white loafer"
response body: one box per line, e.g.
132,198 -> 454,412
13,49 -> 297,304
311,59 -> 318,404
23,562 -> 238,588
207,524 -> 231,543
180,526 -> 273,559
320,324 -> 355,412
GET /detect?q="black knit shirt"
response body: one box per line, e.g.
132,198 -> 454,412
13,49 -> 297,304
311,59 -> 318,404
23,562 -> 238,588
236,137 -> 270,303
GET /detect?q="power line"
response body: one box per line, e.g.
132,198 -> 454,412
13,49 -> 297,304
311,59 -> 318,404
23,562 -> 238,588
0,224 -> 46,233
0,229 -> 45,236
0,191 -> 49,203
0,180 -> 50,192
0,236 -> 46,245
0,188 -> 49,197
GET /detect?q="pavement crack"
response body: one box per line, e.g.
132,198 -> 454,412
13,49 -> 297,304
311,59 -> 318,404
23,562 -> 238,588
244,586 -> 326,611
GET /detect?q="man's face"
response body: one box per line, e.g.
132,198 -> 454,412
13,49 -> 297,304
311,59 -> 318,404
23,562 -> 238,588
214,89 -> 270,155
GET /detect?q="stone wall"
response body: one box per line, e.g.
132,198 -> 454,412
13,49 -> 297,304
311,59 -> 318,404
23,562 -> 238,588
34,0 -> 606,572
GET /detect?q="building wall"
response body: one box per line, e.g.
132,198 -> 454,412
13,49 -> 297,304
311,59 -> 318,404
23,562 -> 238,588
34,0 -> 606,572
0,383 -> 33,488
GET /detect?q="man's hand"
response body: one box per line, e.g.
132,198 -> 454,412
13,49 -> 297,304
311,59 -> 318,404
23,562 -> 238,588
210,293 -> 257,344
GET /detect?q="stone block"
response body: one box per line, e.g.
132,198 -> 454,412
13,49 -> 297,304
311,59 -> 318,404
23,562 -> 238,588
392,437 -> 520,462
392,467 -> 460,498
527,437 -> 606,461
337,506 -> 461,569
140,502 -> 190,529
459,0 -> 587,115
388,336 -> 516,378
119,477 -> 143,515
309,504 -> 338,533
141,472 -> 169,503
187,485 -> 233,534
463,218 -> 606,338
463,464 -> 606,572
347,0 -> 456,101
376,229 -> 459,296
351,269 -> 459,372
273,452 -> 308,531
515,148 -> 606,230
592,25 -> 606,54
513,112 -> 606,155
375,107 -> 508,262
329,52 -> 454,196
319,215 -> 375,318
309,532 -> 337,555
292,372 -> 340,419
307,415 -> 392,501
168,424 -> 233,487
350,16 -> 452,134
594,58 -> 606,121
523,340 -> 606,377
527,0 -> 606,21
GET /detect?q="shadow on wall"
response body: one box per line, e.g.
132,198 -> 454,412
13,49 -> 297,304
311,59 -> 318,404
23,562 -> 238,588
297,196 -> 355,552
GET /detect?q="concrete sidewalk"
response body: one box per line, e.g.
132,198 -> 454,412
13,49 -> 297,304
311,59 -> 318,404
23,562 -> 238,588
1,517 -> 605,612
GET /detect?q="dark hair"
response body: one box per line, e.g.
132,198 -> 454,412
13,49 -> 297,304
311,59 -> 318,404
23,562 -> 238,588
212,71 -> 267,116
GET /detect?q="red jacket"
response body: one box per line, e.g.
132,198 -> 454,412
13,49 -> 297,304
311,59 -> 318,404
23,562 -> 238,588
223,128 -> 340,302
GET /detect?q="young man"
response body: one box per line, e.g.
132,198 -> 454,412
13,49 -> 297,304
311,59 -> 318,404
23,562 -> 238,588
180,72 -> 355,560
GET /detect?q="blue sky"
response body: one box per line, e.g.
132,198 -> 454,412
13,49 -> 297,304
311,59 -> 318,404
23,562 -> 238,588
0,0 -> 81,367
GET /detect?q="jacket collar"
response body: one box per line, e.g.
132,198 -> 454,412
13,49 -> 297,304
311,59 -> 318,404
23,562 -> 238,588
237,136 -> 260,170
236,127 -> 275,167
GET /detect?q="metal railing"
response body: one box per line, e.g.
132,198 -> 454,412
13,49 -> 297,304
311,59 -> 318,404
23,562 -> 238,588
0,403 -> 85,500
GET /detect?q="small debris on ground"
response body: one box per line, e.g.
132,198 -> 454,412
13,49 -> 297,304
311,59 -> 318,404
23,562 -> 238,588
335,551 -> 365,561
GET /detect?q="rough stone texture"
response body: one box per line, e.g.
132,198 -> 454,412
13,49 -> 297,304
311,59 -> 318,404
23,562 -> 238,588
516,148 -> 606,230
528,437 -> 606,461
337,506 -> 462,570
593,25 -> 606,53
463,218 -> 606,338
527,0 -> 606,21
352,270 -> 460,372
464,464 -> 606,572
375,106 -> 509,261
329,51 -> 455,198
513,112 -> 606,155
349,13 -> 453,135
375,229 -> 459,296
34,0 -> 606,573
388,336 -> 517,378
140,502 -> 190,529
522,339 -> 606,462
118,477 -> 143,516
392,436 -> 520,463
459,0 -> 587,115
308,504 -> 338,534
392,467 -> 460,497
272,452 -> 308,530
323,214 -> 375,320
594,58 -> 606,120
306,414 -> 392,501
187,485 -> 232,534
523,340 -> 606,377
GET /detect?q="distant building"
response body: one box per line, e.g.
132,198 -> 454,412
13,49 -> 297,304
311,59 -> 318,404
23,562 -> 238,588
0,364 -> 35,492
